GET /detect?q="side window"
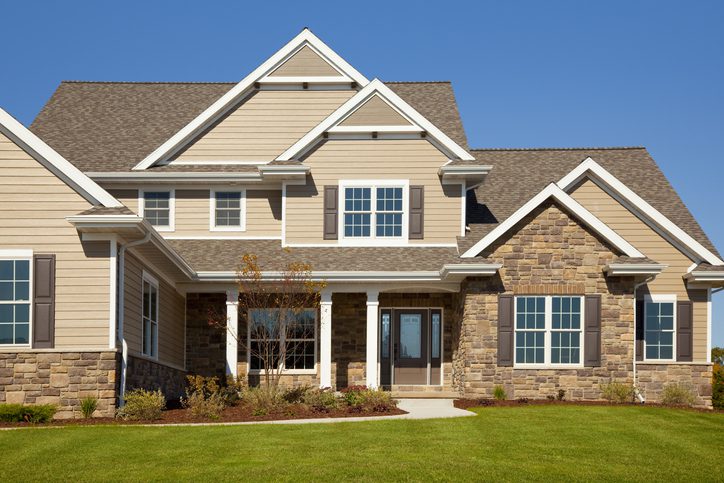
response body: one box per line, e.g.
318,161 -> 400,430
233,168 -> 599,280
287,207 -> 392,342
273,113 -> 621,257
142,273 -> 159,359
644,299 -> 675,361
0,259 -> 31,345
141,191 -> 173,230
211,191 -> 245,231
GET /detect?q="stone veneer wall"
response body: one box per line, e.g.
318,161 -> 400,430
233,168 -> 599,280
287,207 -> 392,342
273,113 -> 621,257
186,293 -> 227,380
637,363 -> 713,408
125,355 -> 187,400
455,202 -> 639,401
0,351 -> 118,419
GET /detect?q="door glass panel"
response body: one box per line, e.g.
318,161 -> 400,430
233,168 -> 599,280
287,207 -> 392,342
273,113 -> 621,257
381,313 -> 390,358
431,312 -> 441,359
399,314 -> 422,359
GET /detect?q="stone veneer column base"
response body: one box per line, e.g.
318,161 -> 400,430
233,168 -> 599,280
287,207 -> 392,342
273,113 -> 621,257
0,351 -> 119,419
125,355 -> 187,401
637,363 -> 713,409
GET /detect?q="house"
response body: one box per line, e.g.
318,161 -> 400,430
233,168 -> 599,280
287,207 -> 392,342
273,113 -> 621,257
0,29 -> 721,418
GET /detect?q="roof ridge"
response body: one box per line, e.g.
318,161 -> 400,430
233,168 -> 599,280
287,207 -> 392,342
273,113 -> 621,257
471,146 -> 646,152
60,80 -> 236,85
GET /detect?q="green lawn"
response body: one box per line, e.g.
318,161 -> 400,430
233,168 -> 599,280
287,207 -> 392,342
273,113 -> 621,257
1,406 -> 722,482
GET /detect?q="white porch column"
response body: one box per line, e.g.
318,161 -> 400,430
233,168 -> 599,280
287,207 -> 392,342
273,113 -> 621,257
320,290 -> 333,388
225,288 -> 239,378
366,290 -> 380,388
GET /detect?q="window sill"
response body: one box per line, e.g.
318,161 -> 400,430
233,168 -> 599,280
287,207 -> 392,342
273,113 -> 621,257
210,227 -> 247,232
513,365 -> 585,370
638,360 -> 709,365
248,369 -> 317,376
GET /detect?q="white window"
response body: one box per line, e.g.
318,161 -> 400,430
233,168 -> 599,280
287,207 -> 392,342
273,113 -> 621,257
339,180 -> 408,244
0,257 -> 31,346
141,273 -> 159,359
248,308 -> 316,373
210,190 -> 246,231
644,295 -> 676,361
514,296 -> 583,367
140,190 -> 174,231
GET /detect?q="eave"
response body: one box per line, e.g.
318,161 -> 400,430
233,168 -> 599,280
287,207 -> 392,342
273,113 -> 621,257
438,165 -> 493,184
604,263 -> 667,276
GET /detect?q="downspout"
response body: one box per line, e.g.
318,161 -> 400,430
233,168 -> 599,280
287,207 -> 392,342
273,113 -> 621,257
632,276 -> 655,404
117,231 -> 153,406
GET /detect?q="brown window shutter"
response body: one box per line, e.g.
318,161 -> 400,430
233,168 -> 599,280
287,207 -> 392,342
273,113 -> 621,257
32,254 -> 56,349
409,186 -> 424,240
497,295 -> 514,366
583,295 -> 601,367
323,186 -> 338,240
635,300 -> 644,361
676,301 -> 693,362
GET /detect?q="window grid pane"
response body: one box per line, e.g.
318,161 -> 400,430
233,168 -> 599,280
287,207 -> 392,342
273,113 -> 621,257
143,192 -> 171,227
249,308 -> 316,370
645,302 -> 674,360
0,260 -> 31,345
215,192 -> 242,227
343,187 -> 371,237
375,187 -> 403,238
551,296 -> 582,364
142,280 -> 158,358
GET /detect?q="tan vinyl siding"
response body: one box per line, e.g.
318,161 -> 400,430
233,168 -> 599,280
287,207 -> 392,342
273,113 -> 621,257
123,252 -> 185,367
171,90 -> 355,162
107,188 -> 281,237
570,178 -> 709,360
286,139 -> 461,244
339,95 -> 411,126
0,132 -> 110,348
268,45 -> 340,76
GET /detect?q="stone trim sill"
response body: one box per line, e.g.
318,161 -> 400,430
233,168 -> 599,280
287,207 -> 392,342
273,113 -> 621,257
637,361 -> 712,366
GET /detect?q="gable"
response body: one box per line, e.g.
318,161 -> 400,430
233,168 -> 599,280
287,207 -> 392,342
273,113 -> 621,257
339,95 -> 412,126
268,45 -> 341,77
170,89 -> 355,162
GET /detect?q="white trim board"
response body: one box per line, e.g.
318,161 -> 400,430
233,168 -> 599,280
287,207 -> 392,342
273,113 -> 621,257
558,157 -> 723,265
276,79 -> 475,162
132,29 -> 369,171
461,183 -> 644,259
0,108 -> 121,207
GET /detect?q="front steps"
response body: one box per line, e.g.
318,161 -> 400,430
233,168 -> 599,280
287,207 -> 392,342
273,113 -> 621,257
388,385 -> 460,399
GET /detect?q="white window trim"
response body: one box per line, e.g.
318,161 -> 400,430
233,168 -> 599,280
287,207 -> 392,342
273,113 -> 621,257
0,250 -> 33,348
139,189 -> 175,232
209,189 -> 247,232
246,308 -> 318,376
513,295 -> 585,369
642,294 -> 677,363
141,271 -> 160,360
338,179 -> 409,246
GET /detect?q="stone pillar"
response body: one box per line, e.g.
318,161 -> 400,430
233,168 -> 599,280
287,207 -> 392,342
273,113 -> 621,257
366,290 -> 380,388
225,288 -> 239,377
320,290 -> 333,388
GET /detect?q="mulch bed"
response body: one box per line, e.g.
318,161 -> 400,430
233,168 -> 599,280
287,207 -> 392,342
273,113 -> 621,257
453,398 -> 722,413
0,403 -> 406,428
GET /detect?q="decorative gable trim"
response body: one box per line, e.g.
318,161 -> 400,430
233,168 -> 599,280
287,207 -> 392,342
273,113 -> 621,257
460,183 -> 644,259
0,108 -> 122,207
132,29 -> 369,171
559,157 -> 723,265
276,79 -> 475,162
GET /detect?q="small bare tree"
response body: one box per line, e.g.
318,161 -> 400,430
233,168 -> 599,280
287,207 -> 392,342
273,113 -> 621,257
209,253 -> 326,398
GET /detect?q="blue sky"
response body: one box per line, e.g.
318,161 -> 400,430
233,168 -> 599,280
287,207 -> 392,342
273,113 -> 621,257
1,1 -> 722,345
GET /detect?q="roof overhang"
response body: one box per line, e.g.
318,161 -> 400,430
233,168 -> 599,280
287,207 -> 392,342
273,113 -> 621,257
439,164 -> 493,184
684,270 -> 724,286
604,263 -> 667,276
257,164 -> 310,181
87,172 -> 264,184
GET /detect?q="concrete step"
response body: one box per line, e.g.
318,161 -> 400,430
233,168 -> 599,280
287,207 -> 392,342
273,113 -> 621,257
390,391 -> 460,399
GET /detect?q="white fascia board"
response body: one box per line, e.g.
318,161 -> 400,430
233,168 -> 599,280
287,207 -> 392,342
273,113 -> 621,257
0,108 -> 122,207
460,183 -> 645,259
558,157 -> 724,265
439,165 -> 493,183
132,29 -> 368,171
440,263 -> 502,280
195,270 -> 446,283
276,79 -> 475,162
327,125 -> 423,134
66,214 -> 144,225
685,271 -> 724,282
88,172 -> 264,183
258,76 -> 352,85
604,263 -> 668,276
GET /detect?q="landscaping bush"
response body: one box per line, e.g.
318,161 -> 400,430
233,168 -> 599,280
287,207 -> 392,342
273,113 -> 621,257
282,385 -> 313,404
0,403 -> 57,423
80,396 -> 98,419
493,385 -> 507,401
660,383 -> 696,407
557,389 -> 566,401
116,389 -> 165,421
340,385 -> 368,407
245,386 -> 286,413
182,375 -> 230,420
600,381 -> 635,404
302,388 -> 338,412
340,386 -> 397,413
713,363 -> 724,410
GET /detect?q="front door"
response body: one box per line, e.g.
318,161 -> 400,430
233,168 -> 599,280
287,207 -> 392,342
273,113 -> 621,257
393,309 -> 428,385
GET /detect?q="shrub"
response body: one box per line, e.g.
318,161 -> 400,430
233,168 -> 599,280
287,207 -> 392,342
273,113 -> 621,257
660,383 -> 696,407
245,386 -> 285,412
340,385 -> 368,407
546,395 -> 555,402
80,396 -> 98,419
0,404 -> 57,423
116,389 -> 165,421
282,385 -> 313,404
713,363 -> 724,410
302,388 -> 338,412
493,385 -> 507,401
357,389 -> 397,413
600,382 -> 635,404
517,397 -> 529,404
182,375 -> 231,420
557,389 -> 566,401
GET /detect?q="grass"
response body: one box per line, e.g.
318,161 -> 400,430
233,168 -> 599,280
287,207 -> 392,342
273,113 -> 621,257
0,405 -> 722,482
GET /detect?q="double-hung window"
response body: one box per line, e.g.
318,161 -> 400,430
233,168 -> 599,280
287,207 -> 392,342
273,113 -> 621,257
211,190 -> 245,231
514,296 -> 583,367
141,273 -> 159,359
0,258 -> 31,345
141,191 -> 173,231
644,296 -> 675,361
341,181 -> 406,242
248,308 -> 316,372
